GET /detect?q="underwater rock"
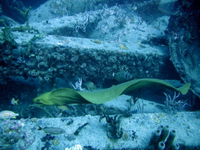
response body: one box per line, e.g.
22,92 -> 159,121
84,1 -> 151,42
65,145 -> 83,150
12,48 -> 25,56
28,0 -> 108,22
0,0 -> 183,87
0,15 -> 178,84
71,55 -> 79,63
0,112 -> 199,149
0,0 -> 27,23
166,0 -> 200,97
158,0 -> 176,16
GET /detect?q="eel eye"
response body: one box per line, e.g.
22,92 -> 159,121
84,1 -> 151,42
37,99 -> 40,102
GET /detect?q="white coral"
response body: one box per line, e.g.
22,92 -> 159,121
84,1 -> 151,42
70,78 -> 85,91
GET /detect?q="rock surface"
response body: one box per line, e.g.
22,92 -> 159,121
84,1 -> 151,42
166,0 -> 200,97
0,0 -> 180,87
0,109 -> 199,149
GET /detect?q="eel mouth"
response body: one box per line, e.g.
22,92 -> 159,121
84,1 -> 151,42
33,99 -> 43,105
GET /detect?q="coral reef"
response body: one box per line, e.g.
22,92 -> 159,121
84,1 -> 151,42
0,119 -> 35,150
99,108 -> 123,140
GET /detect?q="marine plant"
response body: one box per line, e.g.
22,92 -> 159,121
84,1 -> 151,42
14,6 -> 31,22
0,19 -> 17,48
0,6 -> 40,56
100,112 -> 123,140
163,92 -> 190,113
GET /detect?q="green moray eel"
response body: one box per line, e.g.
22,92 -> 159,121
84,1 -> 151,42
33,78 -> 191,106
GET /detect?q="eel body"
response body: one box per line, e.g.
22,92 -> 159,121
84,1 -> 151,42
33,78 -> 191,106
